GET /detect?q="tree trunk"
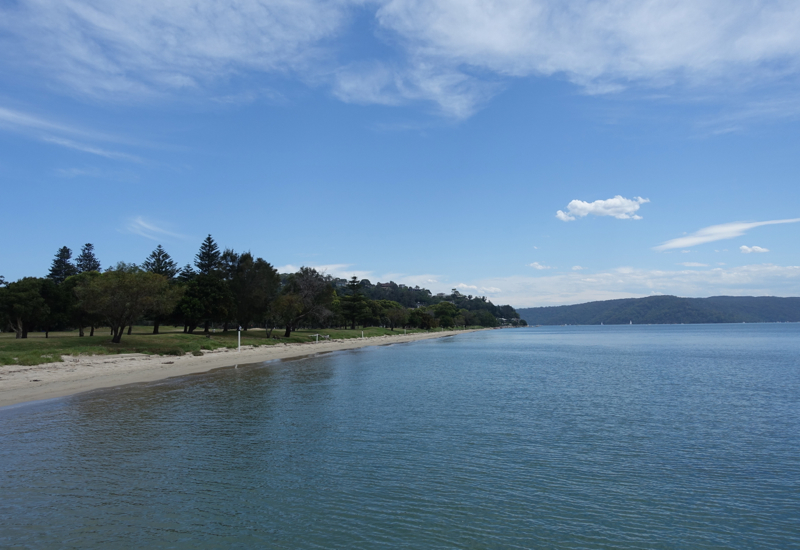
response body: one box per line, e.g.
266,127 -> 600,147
90,325 -> 95,337
127,325 -> 133,335
21,325 -> 28,339
204,320 -> 210,333
79,326 -> 85,337
111,329 -> 123,344
45,330 -> 49,338
284,325 -> 292,337
223,322 -> 228,332
183,324 -> 188,333
152,321 -> 160,335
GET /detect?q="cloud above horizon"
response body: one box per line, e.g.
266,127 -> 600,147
2,1 -> 800,117
655,218 -> 800,251
741,245 -> 769,253
472,263 -> 800,308
557,195 -> 649,222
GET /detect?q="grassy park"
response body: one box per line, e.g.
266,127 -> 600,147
0,326 -> 442,367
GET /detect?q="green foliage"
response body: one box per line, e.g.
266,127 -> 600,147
0,277 -> 50,338
177,273 -> 232,333
75,271 -> 175,343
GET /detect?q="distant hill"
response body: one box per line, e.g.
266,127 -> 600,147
517,296 -> 800,325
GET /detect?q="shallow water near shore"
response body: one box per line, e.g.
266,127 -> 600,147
1,324 -> 799,548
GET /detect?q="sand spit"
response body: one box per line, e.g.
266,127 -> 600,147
0,330 -> 482,409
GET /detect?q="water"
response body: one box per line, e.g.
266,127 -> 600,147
1,325 -> 799,549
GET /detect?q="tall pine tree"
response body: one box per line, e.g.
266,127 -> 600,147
177,264 -> 196,282
142,245 -> 178,279
47,246 -> 78,284
76,243 -> 101,273
194,234 -> 221,275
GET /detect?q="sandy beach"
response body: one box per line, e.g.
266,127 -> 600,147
0,329 -> 481,409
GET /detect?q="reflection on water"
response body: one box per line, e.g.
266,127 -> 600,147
1,325 -> 799,549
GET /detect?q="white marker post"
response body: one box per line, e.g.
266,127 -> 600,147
238,326 -> 242,352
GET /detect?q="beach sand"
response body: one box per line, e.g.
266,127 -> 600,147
0,330 -> 481,409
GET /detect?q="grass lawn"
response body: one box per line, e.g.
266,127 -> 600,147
0,325 -> 447,366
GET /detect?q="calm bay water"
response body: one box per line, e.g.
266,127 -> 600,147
1,324 -> 799,549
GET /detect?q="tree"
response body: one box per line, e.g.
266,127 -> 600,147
340,276 -> 370,329
75,243 -> 101,273
75,271 -> 173,343
63,271 -> 103,336
176,274 -> 232,333
47,246 -> 78,284
224,251 -> 280,330
0,278 -> 50,338
383,303 -> 408,330
142,245 -> 178,279
177,264 -> 196,282
279,267 -> 333,337
195,234 -> 221,275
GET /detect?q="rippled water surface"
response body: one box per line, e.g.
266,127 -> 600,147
2,325 -> 799,548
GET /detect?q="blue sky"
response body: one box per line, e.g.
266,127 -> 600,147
1,0 -> 800,307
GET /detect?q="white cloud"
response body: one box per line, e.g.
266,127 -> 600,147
655,218 -> 800,251
679,262 -> 708,267
571,266 -> 584,271
125,216 -> 186,240
372,0 -> 800,116
456,283 -> 501,294
740,245 -> 769,253
556,195 -> 649,221
0,0 -> 350,101
529,262 -> 551,270
3,1 -> 800,118
471,263 -> 800,307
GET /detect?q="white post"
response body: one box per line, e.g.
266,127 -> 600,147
316,334 -> 319,343
361,331 -> 364,338
238,326 -> 241,352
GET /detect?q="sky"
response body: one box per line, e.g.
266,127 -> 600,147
1,0 -> 800,308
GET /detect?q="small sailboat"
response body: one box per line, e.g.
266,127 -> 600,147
629,320 -> 632,325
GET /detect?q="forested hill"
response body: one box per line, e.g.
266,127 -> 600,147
517,296 -> 800,325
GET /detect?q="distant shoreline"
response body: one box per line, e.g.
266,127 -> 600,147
0,329 -> 485,410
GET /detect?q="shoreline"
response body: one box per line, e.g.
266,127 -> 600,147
0,329 -> 483,410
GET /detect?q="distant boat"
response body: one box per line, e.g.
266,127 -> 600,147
629,320 -> 632,325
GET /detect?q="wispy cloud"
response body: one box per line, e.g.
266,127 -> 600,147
679,262 -> 708,267
740,245 -> 769,254
571,266 -> 585,271
3,2 -> 800,119
557,196 -> 649,222
125,217 -> 186,241
0,105 -> 144,161
43,137 -> 143,162
529,262 -> 551,270
655,218 -> 800,251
